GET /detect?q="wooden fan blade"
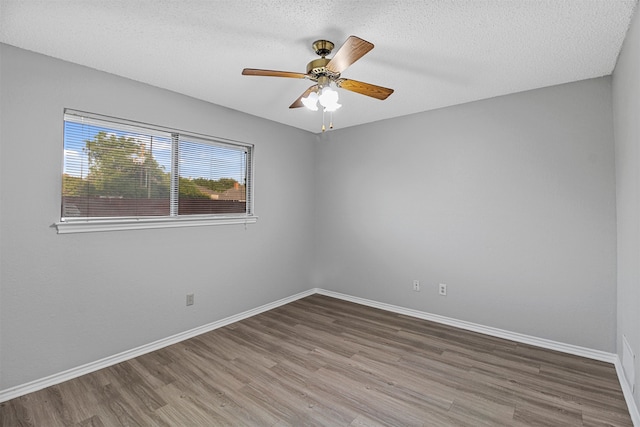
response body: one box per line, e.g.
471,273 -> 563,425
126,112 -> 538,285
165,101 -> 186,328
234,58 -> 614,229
290,85 -> 318,108
336,79 -> 394,100
242,68 -> 307,79
326,36 -> 374,74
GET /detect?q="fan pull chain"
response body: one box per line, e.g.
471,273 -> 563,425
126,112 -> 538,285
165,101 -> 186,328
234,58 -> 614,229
320,109 -> 335,132
322,108 -> 326,132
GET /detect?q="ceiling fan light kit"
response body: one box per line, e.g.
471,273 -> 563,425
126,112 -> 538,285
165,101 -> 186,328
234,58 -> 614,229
242,35 -> 393,132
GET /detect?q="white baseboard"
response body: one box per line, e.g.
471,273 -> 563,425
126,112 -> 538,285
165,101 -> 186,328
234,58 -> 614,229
0,289 -> 316,403
2,286 -> 638,427
615,356 -> 640,426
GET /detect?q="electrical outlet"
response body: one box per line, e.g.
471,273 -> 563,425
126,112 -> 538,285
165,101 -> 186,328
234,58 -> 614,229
439,283 -> 447,296
413,280 -> 420,291
186,293 -> 194,306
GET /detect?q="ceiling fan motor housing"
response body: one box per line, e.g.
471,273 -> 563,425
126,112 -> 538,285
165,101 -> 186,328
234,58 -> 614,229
306,57 -> 333,77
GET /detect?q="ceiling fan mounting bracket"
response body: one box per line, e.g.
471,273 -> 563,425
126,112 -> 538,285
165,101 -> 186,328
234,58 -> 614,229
312,40 -> 334,57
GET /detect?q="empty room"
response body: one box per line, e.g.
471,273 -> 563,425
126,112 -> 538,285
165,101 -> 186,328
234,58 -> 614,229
1,1 -> 639,425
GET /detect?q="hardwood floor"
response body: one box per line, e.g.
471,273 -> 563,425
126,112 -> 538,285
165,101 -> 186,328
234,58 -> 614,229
0,294 -> 633,426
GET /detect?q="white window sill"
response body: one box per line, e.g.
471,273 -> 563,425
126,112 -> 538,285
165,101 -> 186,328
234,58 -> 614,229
54,215 -> 258,234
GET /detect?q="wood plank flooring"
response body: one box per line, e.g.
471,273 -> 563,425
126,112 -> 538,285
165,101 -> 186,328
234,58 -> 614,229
0,294 -> 633,426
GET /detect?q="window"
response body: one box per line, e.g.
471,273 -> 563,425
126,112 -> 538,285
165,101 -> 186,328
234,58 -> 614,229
57,110 -> 255,233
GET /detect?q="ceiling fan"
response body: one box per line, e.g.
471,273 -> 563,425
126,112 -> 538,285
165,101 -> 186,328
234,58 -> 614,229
242,36 -> 393,129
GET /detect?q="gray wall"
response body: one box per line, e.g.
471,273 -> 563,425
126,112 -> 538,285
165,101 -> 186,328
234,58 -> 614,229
313,78 -> 617,352
613,4 -> 640,410
0,44 -> 316,389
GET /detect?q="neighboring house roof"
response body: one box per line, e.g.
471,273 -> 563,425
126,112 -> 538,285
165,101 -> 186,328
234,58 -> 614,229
195,185 -> 219,199
218,185 -> 246,202
195,183 -> 245,201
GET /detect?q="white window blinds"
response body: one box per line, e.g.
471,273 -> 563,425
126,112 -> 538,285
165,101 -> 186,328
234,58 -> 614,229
62,110 -> 254,224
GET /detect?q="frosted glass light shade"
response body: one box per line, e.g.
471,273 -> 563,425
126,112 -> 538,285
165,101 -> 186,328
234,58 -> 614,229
302,91 -> 319,111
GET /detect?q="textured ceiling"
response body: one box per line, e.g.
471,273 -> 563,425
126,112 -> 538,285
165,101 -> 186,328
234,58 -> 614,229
1,0 -> 637,134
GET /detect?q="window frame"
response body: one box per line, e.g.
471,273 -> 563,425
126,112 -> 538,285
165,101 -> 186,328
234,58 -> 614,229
55,109 -> 257,234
